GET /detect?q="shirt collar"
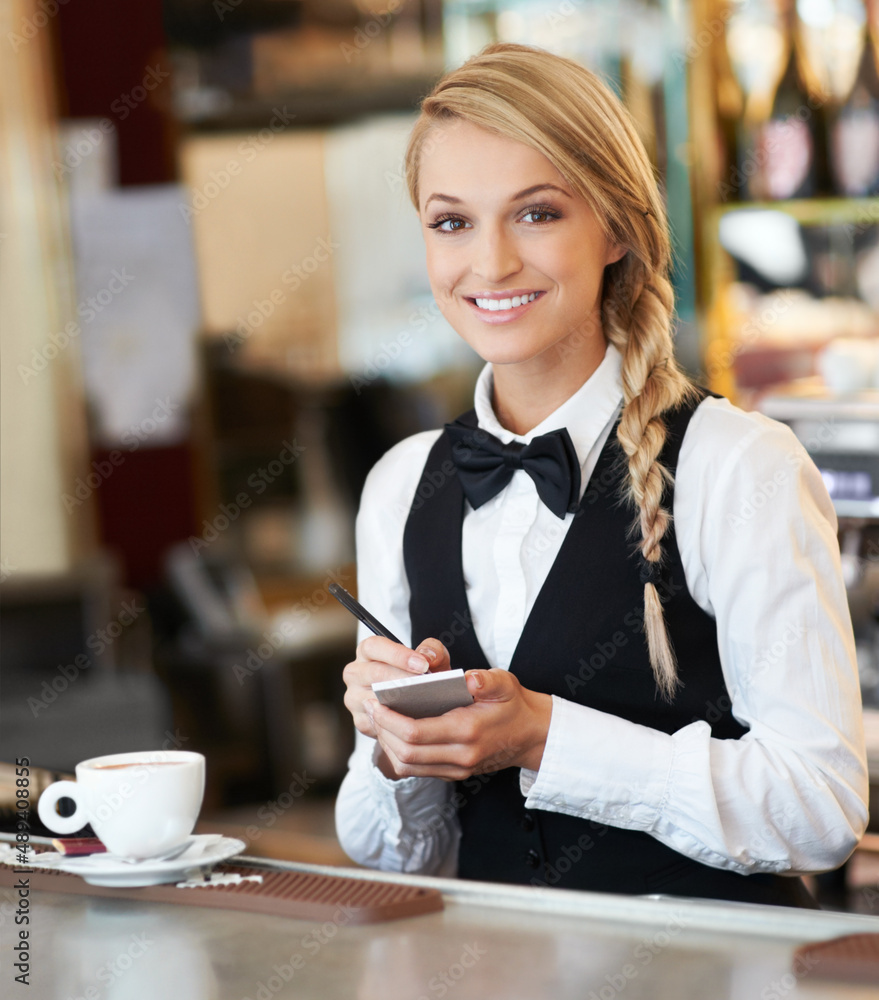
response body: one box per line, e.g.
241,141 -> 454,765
473,342 -> 624,466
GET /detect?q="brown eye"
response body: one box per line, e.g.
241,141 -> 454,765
520,205 -> 562,225
426,214 -> 471,233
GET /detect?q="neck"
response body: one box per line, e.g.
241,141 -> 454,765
491,337 -> 609,436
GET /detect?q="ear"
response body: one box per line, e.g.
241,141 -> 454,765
605,242 -> 627,266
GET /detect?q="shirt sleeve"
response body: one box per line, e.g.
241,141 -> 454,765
334,431 -> 461,876
521,400 -> 869,875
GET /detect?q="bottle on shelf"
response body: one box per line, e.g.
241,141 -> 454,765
829,27 -> 879,195
746,10 -> 822,201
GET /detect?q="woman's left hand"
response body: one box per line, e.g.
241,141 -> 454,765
364,669 -> 553,780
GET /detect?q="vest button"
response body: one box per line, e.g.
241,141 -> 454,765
521,812 -> 535,832
524,849 -> 540,869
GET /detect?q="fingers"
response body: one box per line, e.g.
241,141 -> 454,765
466,668 -> 518,701
365,670 -> 546,779
367,705 -> 477,779
342,664 -> 406,738
370,705 -> 511,780
343,636 -> 430,739
366,700 -> 473,747
342,634 -> 452,744
379,740 -> 473,781
356,635 -> 430,674
412,637 -> 451,673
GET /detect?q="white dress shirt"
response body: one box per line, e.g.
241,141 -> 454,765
334,343 -> 868,879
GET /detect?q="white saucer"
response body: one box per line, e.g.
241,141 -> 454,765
56,835 -> 246,887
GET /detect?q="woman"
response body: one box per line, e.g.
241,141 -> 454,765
334,43 -> 867,907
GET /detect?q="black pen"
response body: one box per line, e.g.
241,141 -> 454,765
328,583 -> 404,645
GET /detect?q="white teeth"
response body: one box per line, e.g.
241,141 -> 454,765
473,292 -> 538,311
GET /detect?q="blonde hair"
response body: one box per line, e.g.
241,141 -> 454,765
405,43 -> 698,700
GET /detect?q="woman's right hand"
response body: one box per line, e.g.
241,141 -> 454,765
342,635 -> 450,739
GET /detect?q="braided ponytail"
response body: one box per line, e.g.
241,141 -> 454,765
405,43 -> 699,699
604,258 -> 697,699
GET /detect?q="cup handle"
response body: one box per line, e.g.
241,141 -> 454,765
37,780 -> 87,835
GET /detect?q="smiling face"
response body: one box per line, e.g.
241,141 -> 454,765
416,119 -> 625,379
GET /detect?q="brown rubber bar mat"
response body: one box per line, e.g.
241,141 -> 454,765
0,862 -> 443,924
793,933 -> 879,984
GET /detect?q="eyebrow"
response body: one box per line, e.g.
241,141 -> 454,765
423,183 -> 572,210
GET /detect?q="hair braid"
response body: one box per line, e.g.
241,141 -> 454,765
604,257 -> 697,700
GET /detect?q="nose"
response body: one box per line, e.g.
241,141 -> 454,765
471,223 -> 522,285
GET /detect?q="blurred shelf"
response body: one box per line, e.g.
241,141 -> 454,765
710,197 -> 879,226
178,74 -> 441,131
758,387 -> 879,422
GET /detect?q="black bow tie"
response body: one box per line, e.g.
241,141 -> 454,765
445,419 -> 581,519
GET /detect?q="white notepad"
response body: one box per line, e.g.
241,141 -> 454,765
372,669 -> 473,719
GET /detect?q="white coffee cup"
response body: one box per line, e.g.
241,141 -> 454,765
37,750 -> 205,859
818,338 -> 879,394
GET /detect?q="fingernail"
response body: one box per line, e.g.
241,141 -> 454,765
407,654 -> 429,673
416,646 -> 437,662
364,701 -> 376,721
467,671 -> 484,690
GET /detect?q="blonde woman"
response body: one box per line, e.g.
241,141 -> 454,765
335,44 -> 867,907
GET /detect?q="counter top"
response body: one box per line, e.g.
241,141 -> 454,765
3,854 -> 879,999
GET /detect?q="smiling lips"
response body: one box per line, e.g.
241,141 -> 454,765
465,290 -> 544,322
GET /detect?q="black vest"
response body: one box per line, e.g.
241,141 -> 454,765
402,394 -> 817,908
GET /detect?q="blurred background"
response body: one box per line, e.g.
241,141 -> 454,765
1,0 -> 879,906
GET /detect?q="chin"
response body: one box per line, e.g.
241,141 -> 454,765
478,341 -> 539,362
464,337 -> 554,368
